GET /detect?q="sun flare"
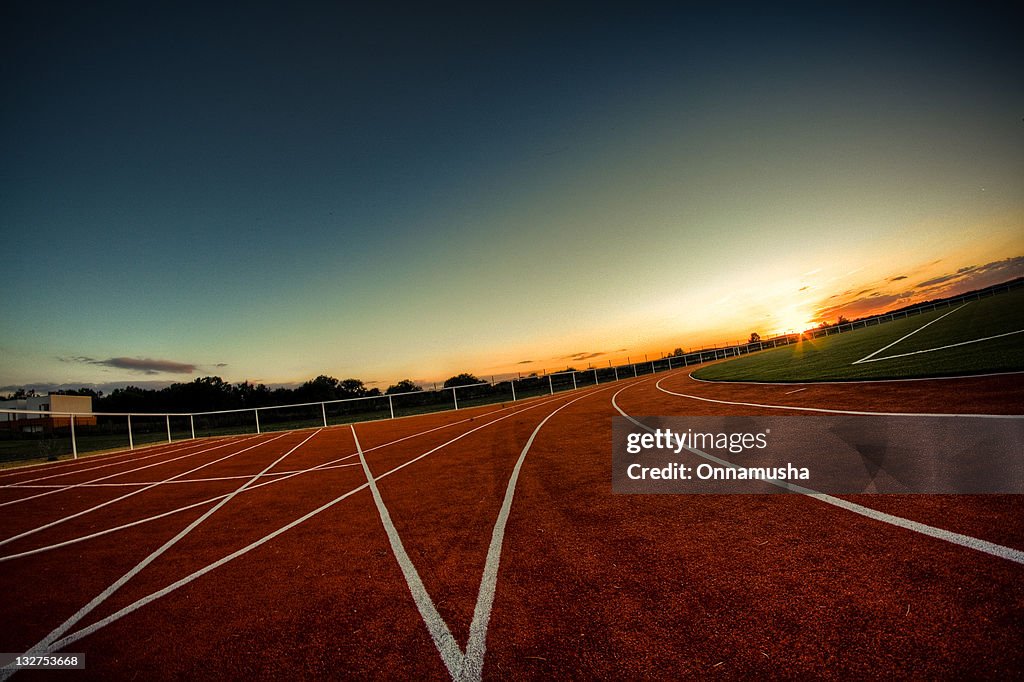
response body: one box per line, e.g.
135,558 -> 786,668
773,307 -> 817,335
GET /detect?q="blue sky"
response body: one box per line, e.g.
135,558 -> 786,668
2,2 -> 1022,392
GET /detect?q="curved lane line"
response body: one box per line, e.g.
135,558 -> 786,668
657,376 -> 1023,419
613,382 -> 1024,565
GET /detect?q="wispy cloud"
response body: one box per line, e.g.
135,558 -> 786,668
913,257 -> 1023,291
562,351 -> 606,361
817,255 -> 1024,322
65,356 -> 198,375
916,273 -> 964,288
2,380 -> 177,395
516,359 -> 534,365
816,292 -> 914,321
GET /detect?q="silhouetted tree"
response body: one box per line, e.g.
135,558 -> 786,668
296,375 -> 341,402
386,379 -> 422,395
233,381 -> 273,408
749,332 -> 761,343
53,387 -> 103,398
443,373 -> 482,388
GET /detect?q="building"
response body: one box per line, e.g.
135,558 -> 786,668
0,394 -> 96,431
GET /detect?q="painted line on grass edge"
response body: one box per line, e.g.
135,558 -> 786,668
852,302 -> 969,364
853,329 -> 1024,364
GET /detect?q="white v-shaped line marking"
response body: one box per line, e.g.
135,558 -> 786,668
354,427 -> 466,678
352,387 -> 610,681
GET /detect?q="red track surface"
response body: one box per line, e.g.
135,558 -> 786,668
1,370 -> 1021,679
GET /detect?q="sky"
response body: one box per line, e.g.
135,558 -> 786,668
2,2 -> 1022,393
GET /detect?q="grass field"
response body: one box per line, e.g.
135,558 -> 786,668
693,286 -> 1024,382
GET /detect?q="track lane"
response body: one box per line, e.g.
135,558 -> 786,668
4,365 -> 1020,679
677,369 -> 1024,414
480,372 -> 1024,677
6,382 -> 638,675
648,371 -> 1024,551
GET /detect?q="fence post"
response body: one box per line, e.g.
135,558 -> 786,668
388,394 -> 395,418
321,402 -> 328,428
633,364 -> 638,377
70,414 -> 78,459
255,408 -> 261,434
452,387 -> 459,410
128,414 -> 134,450
614,366 -> 619,381
650,361 -> 655,373
593,368 -> 599,385
510,381 -> 516,401
549,375 -> 554,394
572,373 -> 577,390
190,414 -> 195,440
166,415 -> 171,443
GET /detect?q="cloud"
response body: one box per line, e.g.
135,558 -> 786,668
855,288 -> 874,296
2,380 -> 177,395
888,275 -> 908,281
67,356 -> 197,375
516,360 -> 534,365
816,291 -> 915,321
798,286 -> 810,291
562,351 -> 606,361
916,273 -> 964,288
913,256 -> 1024,292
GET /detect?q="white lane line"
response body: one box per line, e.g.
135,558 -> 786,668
687,369 -> 1024,386
1,430 -> 321,679
360,382 -> 625,681
6,461 -> 361,489
462,384 -> 614,681
0,438 -> 229,488
0,456 -> 354,564
783,387 -> 807,395
852,302 -> 969,364
0,438 -> 216,479
854,329 -> 1024,364
0,433 -> 287,549
0,435 -> 263,508
0,396 -> 574,563
354,426 -> 465,680
615,383 -> 1024,565
37,387 -> 608,661
655,377 -> 1022,419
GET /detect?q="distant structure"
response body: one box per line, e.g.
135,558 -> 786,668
0,394 -> 96,432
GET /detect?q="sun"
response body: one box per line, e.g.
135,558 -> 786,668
773,306 -> 817,335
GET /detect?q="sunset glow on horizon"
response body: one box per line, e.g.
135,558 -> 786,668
2,4 -> 1022,393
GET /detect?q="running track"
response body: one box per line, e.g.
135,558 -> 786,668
1,369 -> 1021,679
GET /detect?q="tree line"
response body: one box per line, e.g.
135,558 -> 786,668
4,373 -> 490,414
